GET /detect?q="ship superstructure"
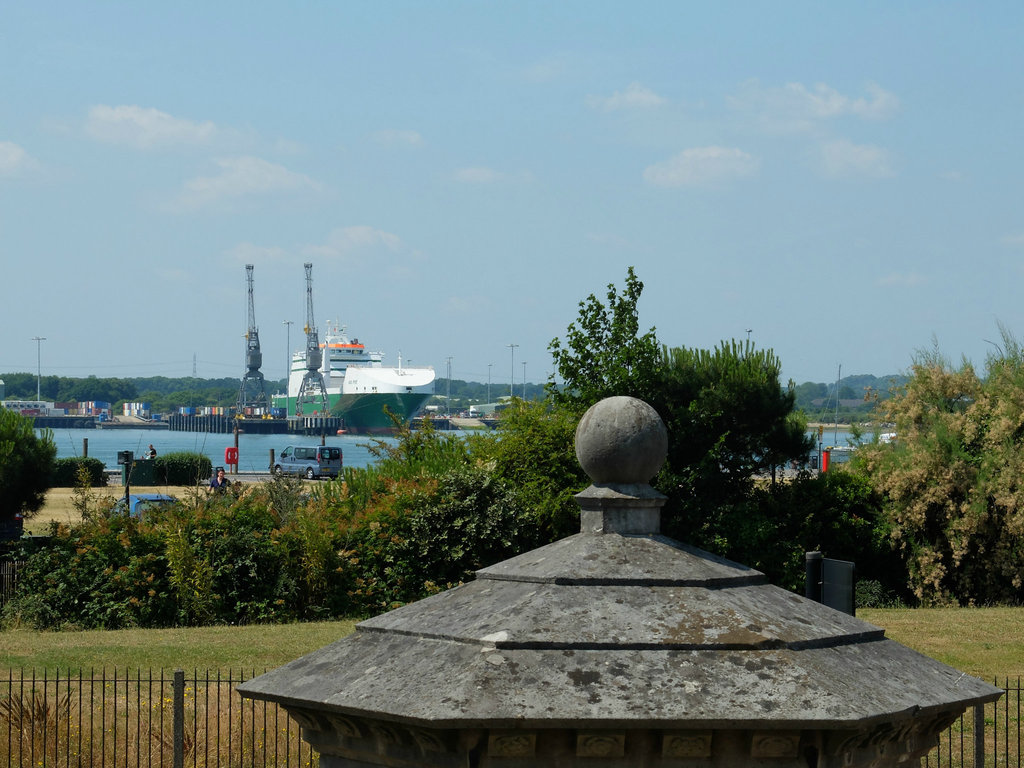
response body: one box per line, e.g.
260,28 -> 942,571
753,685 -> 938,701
272,320 -> 435,433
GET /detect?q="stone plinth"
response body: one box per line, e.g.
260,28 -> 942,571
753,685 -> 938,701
239,396 -> 1002,768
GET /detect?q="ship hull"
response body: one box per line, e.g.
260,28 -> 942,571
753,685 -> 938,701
271,391 -> 433,434
334,391 -> 433,433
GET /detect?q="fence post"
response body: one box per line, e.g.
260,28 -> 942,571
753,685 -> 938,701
173,669 -> 185,768
973,702 -> 985,768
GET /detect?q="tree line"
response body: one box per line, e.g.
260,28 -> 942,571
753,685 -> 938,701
2,267 -> 1021,630
4,369 -> 902,422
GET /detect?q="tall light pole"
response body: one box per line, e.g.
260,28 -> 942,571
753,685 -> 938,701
31,336 -> 45,401
446,356 -> 453,417
487,363 -> 492,405
507,343 -> 518,399
283,321 -> 293,417
522,361 -> 527,399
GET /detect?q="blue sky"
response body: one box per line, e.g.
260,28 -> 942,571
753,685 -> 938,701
3,2 -> 1023,392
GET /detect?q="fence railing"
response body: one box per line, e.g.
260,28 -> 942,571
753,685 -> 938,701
1,668 -> 316,768
926,678 -> 1021,768
0,669 -> 1019,767
0,561 -> 21,606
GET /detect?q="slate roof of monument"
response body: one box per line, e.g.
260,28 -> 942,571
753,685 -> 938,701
239,531 -> 1001,729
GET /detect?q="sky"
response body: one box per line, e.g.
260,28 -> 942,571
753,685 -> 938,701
3,2 -> 1024,393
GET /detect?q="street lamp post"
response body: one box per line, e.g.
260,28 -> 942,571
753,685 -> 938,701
32,336 -> 45,401
507,344 -> 518,399
446,356 -> 453,418
283,321 -> 293,417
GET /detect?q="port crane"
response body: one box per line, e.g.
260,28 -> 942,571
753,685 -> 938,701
237,264 -> 270,413
294,262 -> 328,416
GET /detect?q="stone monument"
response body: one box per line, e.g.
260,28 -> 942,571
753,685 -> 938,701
240,395 -> 1001,767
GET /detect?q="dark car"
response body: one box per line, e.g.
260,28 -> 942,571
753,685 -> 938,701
0,513 -> 23,541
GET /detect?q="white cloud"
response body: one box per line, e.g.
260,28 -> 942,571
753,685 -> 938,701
305,226 -> 404,261
441,294 -> 492,316
1000,234 -> 1024,248
587,82 -> 666,111
371,129 -> 423,146
175,156 -> 322,209
452,167 -> 532,184
878,272 -> 926,287
86,105 -> 217,149
586,232 -> 632,248
818,139 -> 894,178
227,242 -> 292,264
523,53 -> 574,83
730,80 -> 899,133
0,141 -> 37,176
643,146 -> 758,187
454,166 -> 502,184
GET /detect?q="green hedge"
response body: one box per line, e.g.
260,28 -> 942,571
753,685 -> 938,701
51,457 -> 108,487
154,452 -> 212,485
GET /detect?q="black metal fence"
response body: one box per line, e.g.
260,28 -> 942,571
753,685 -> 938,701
1,668 -> 316,768
0,561 -> 21,606
1,668 -> 1019,768
926,678 -> 1021,768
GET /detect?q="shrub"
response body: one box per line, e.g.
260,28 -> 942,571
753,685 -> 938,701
155,451 -> 212,485
51,457 -> 107,487
344,466 -> 542,616
0,409 -> 56,524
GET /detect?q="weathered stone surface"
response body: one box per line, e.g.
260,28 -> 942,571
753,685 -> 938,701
239,395 -> 1002,768
241,530 -> 997,730
575,396 -> 667,484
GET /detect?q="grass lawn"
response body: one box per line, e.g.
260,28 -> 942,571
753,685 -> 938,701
2,607 -> 1021,680
1,620 -> 357,673
859,606 -> 1024,681
25,484 -> 198,535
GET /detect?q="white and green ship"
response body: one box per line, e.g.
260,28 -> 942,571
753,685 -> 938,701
271,321 -> 435,433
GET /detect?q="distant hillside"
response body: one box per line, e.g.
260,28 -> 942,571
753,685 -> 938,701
794,373 -> 909,423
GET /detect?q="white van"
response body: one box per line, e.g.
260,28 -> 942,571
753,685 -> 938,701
272,445 -> 343,479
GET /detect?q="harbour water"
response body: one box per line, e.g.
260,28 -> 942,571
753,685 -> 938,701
43,428 -> 389,472
40,425 -> 863,474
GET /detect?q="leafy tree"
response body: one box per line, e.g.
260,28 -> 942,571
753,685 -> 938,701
469,399 -> 587,539
0,409 -> 57,527
541,268 -> 817,574
658,342 -> 812,489
547,266 -> 661,409
854,337 -> 1024,605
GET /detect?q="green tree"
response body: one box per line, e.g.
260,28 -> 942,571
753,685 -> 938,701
543,268 -> 816,576
0,409 -> 57,529
547,266 -> 661,409
654,341 -> 814,559
854,337 -> 1024,605
469,399 -> 587,539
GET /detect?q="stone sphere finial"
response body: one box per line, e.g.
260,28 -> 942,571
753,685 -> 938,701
575,396 -> 667,485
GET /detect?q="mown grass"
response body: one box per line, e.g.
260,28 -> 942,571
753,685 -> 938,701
859,606 -> 1024,680
1,620 -> 357,673
2,607 -> 1020,680
26,485 -> 197,535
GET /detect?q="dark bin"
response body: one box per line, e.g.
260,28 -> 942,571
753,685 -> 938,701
122,458 -> 157,486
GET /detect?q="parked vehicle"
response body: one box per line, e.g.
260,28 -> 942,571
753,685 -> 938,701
0,513 -> 23,541
112,493 -> 178,519
272,445 -> 343,479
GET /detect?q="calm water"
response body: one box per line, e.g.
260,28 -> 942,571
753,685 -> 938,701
43,428 -> 390,472
42,425 -> 857,473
